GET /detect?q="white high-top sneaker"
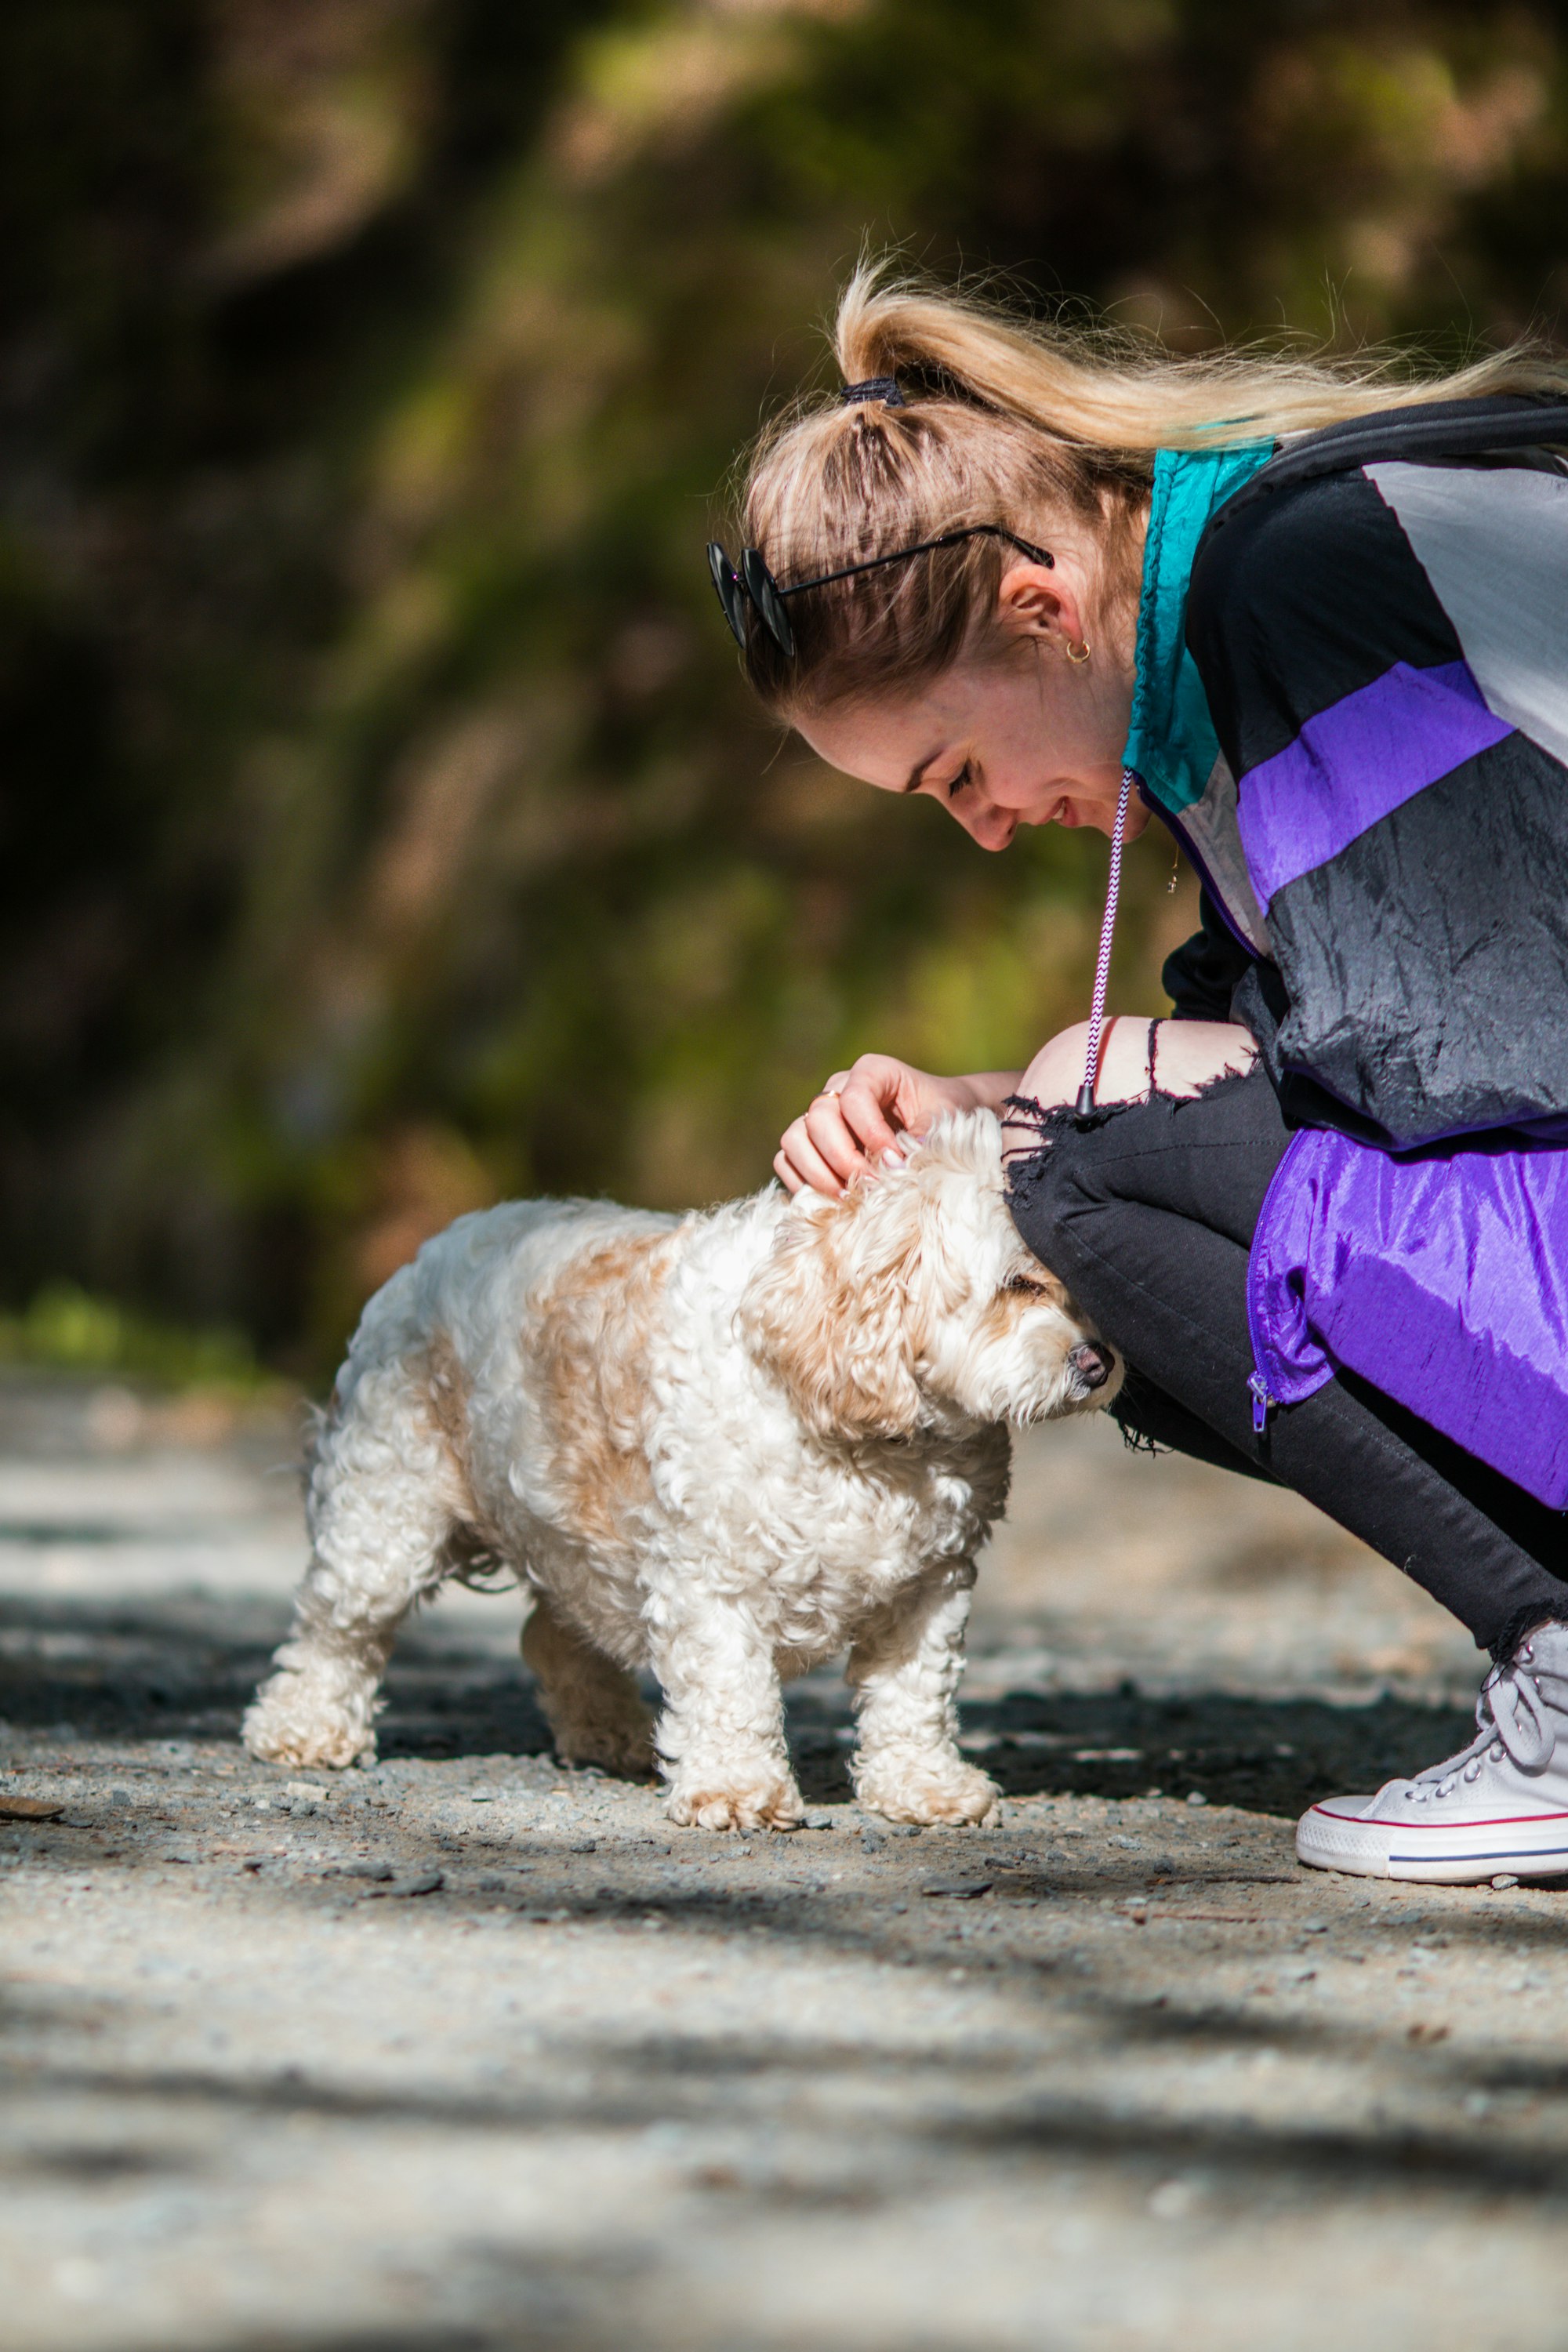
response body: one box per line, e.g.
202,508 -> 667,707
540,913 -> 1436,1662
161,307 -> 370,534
1298,1622 -> 1568,1883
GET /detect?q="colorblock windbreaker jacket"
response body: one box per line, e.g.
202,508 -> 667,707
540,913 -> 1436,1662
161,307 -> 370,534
1126,397 -> 1568,1507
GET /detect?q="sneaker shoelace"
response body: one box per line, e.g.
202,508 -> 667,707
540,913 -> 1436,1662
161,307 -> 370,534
1406,1642 -> 1555,1802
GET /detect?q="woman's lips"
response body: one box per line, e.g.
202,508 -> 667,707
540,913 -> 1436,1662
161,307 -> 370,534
1019,793 -> 1073,828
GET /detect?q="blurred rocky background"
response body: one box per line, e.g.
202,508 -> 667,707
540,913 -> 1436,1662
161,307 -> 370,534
3,0 -> 1565,1377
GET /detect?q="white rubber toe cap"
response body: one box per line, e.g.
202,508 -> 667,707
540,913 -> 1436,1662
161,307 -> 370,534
1297,1798 -> 1391,1878
1298,1791 -> 1568,1883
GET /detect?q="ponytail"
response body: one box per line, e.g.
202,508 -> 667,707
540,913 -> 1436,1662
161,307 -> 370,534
734,258 -> 1563,717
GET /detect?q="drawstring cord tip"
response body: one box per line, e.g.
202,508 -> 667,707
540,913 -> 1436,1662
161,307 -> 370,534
1073,1080 -> 1097,1121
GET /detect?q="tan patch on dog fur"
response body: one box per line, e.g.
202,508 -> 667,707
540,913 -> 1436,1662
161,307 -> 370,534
973,1258 -> 1074,1350
418,1332 -> 508,1573
739,1190 -> 928,1442
425,1331 -> 470,1449
533,1232 -> 673,1550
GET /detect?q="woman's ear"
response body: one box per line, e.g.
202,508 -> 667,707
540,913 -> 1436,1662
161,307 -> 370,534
737,1184 -> 925,1443
996,559 -> 1085,653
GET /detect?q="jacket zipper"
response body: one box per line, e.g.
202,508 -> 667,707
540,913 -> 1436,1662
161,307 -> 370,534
1243,1130 -> 1312,1436
1247,1371 -> 1277,1436
1133,775 -> 1287,1436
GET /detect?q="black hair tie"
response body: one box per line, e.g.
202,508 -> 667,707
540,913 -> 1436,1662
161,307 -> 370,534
840,376 -> 905,408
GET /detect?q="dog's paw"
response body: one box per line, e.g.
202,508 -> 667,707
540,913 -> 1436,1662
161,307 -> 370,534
665,1775 -> 805,1834
241,1685 -> 375,1771
853,1752 -> 1000,1828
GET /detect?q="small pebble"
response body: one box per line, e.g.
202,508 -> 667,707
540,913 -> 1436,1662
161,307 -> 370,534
1185,1791 -> 1209,1807
1149,2178 -> 1199,2221
1492,1873 -> 1520,1889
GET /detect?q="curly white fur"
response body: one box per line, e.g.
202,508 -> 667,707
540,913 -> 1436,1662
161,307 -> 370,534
244,1112 -> 1121,1831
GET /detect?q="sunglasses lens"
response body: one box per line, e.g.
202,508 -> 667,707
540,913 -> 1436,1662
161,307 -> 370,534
706,542 -> 748,646
741,548 -> 795,659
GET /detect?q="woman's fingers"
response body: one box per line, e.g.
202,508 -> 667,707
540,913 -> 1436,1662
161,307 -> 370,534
834,1067 -> 908,1164
775,1055 -> 939,1197
777,1081 -> 898,1198
802,1091 -> 875,1187
775,1112 -> 854,1198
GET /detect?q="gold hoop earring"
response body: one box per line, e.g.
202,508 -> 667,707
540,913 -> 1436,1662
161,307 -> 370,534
1065,637 -> 1091,666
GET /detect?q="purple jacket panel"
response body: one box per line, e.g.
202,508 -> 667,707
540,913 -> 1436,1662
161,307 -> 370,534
1247,1129 -> 1568,1508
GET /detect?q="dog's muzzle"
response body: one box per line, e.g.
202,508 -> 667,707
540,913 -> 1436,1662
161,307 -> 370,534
1068,1341 -> 1114,1393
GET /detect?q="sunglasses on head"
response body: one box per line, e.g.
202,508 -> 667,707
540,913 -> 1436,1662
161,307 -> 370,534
705,526 -> 1055,659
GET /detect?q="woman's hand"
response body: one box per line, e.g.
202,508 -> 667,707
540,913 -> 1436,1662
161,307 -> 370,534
775,1057 -> 1019,1196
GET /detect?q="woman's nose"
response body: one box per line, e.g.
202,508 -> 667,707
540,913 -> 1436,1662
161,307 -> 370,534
959,798 -> 1016,852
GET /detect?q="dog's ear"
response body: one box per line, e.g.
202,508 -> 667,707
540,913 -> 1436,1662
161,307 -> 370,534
738,1178 -> 927,1443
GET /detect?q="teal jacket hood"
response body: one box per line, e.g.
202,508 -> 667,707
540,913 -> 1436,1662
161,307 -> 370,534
1121,441 -> 1272,817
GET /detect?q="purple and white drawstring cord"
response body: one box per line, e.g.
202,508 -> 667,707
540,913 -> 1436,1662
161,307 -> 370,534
1073,766 -> 1136,1122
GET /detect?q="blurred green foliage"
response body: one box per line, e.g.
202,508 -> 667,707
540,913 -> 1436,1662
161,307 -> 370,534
0,1283 -> 275,1396
2,0 -> 1565,1372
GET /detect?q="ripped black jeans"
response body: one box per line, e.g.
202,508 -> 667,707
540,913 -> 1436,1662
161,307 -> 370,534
1006,1066 -> 1568,1661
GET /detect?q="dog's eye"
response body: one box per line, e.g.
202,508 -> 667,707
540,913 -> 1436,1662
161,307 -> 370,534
1004,1273 -> 1051,1297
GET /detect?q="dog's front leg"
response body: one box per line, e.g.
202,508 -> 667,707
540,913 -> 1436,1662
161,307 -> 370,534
847,1564 -> 999,1827
647,1599 -> 803,1833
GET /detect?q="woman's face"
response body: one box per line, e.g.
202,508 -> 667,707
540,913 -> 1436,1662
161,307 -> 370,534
794,558 -> 1147,850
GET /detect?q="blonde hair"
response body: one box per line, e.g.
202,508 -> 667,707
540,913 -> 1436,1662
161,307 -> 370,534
735,262 -> 1564,717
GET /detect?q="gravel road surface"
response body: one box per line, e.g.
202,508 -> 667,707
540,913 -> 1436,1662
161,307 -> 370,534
2,1372 -> 1564,2351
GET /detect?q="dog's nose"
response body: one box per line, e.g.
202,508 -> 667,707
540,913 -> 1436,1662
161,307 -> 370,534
1069,1341 -> 1112,1390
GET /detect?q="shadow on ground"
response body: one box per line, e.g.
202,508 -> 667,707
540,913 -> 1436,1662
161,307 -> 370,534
0,1594 -> 553,1760
12,1976 -> 1568,2316
0,1595 -> 1472,1816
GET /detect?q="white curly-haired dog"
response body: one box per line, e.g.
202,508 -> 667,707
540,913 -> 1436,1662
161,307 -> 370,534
244,1110 -> 1120,1830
